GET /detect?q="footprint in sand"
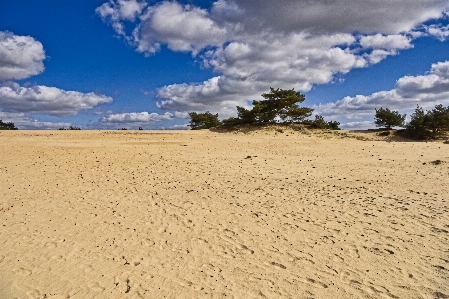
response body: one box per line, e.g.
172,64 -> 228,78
79,263 -> 94,273
87,281 -> 105,292
13,267 -> 32,276
46,294 -> 69,299
345,245 -> 360,258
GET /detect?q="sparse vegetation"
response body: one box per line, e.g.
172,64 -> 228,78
58,126 -> 81,130
0,120 -> 18,130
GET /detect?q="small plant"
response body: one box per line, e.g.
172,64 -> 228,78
138,127 -> 143,130
119,128 -> 127,130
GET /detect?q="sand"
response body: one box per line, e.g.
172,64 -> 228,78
1,128 -> 448,299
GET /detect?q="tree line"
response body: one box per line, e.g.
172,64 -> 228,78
189,88 -> 340,130
189,87 -> 449,140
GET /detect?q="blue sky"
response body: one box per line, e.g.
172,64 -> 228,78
1,0 -> 449,129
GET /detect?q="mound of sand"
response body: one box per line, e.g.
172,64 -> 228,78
1,130 -> 448,298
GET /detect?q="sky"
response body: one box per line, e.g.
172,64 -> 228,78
1,0 -> 449,130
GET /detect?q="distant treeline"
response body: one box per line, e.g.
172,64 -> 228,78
58,126 -> 81,130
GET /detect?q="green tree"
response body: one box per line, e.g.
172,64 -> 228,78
188,111 -> 221,130
424,104 -> 449,138
374,107 -> 406,129
327,120 -> 341,130
0,120 -> 18,130
236,106 -> 256,124
405,104 -> 449,139
406,105 -> 427,139
254,88 -> 313,123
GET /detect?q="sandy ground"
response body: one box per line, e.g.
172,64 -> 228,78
1,128 -> 448,299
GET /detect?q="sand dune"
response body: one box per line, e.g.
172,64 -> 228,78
1,129 -> 448,298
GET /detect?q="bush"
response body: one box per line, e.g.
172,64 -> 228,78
188,111 -> 221,130
310,115 -> 341,130
0,120 -> 18,130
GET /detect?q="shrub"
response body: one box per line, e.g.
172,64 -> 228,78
188,111 -> 221,130
310,115 -> 341,130
0,120 -> 18,130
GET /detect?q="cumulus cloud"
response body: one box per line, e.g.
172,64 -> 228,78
228,0 -> 447,34
426,24 -> 449,41
156,32 -> 366,112
96,0 -> 147,37
340,121 -> 374,130
99,111 -> 188,126
97,0 -> 449,114
360,34 -> 413,50
0,112 -> 71,130
135,1 -> 229,55
315,60 -> 449,117
0,82 -> 113,116
0,31 -> 46,81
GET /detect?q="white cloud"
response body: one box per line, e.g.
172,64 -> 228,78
97,0 -> 449,115
0,112 -> 71,130
135,1 -> 229,55
229,0 -> 447,34
426,24 -> 449,41
160,123 -> 189,130
360,34 -> 413,50
157,32 -> 366,112
315,60 -> 449,117
96,0 -> 147,37
0,82 -> 113,116
0,31 -> 46,81
99,111 -> 188,125
340,121 -> 374,130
